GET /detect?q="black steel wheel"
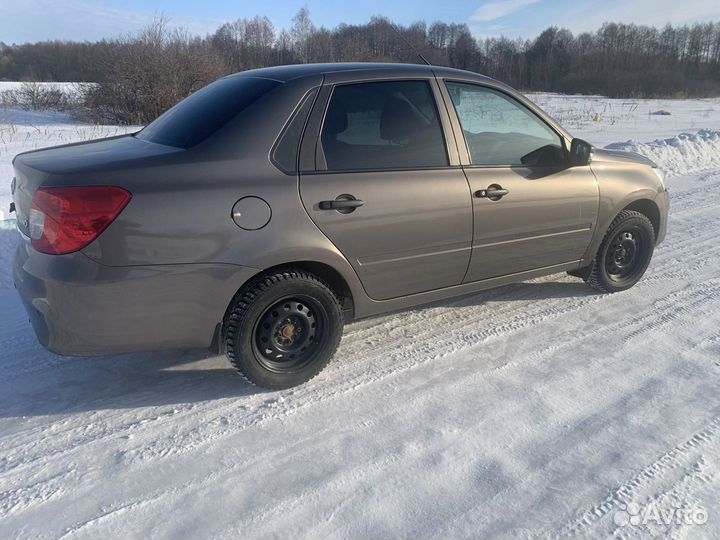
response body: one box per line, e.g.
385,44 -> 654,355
253,295 -> 327,373
604,228 -> 646,282
585,210 -> 656,293
224,269 -> 343,389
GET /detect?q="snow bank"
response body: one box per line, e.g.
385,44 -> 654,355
605,129 -> 720,177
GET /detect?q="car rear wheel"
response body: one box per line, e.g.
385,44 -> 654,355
584,210 -> 656,293
224,269 -> 343,389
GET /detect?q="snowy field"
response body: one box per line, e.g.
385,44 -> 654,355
0,81 -> 87,97
1,93 -> 720,539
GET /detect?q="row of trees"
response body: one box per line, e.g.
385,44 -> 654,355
1,10 -> 719,123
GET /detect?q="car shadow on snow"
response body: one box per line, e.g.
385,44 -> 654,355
0,273 -> 597,418
0,344 -> 265,418
428,279 -> 596,309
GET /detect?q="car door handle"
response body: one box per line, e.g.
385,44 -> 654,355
474,186 -> 509,200
319,198 -> 364,210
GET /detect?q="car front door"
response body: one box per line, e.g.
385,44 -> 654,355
298,75 -> 473,301
441,81 -> 599,283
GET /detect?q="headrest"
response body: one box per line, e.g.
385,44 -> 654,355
323,100 -> 348,137
380,96 -> 425,142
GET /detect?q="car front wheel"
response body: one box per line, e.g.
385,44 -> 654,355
584,210 -> 656,293
224,269 -> 344,389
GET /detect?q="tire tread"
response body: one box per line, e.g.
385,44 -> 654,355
224,268 -> 343,388
585,210 -> 655,293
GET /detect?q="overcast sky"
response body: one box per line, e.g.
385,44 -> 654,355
1,0 -> 719,44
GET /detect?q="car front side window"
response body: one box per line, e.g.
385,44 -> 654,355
445,82 -> 564,167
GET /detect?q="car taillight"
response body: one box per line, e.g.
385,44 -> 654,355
30,186 -> 131,255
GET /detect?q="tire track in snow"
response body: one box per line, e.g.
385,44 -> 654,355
486,276 -> 720,378
9,255 -> 717,525
3,194 -> 719,481
2,148 -> 719,537
552,415 -> 720,539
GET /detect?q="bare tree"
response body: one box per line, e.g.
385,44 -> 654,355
2,15 -> 719,120
82,16 -> 226,124
291,7 -> 314,63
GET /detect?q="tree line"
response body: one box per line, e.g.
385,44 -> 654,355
1,9 -> 719,123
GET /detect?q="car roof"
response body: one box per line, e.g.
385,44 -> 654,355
223,62 -> 572,144
226,62 -> 499,85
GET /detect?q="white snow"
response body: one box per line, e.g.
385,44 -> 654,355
0,81 -> 89,102
606,129 -> 720,177
0,108 -> 138,216
527,92 -> 720,146
1,93 -> 720,539
0,81 -> 86,92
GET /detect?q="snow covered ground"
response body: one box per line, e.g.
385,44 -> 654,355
1,94 -> 720,539
0,107 -> 137,220
528,92 -> 720,147
0,82 -> 89,110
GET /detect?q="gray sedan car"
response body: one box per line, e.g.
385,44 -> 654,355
12,63 -> 669,388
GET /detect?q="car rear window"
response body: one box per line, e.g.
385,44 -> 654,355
136,76 -> 281,149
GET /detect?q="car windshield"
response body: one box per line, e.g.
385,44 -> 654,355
136,76 -> 281,149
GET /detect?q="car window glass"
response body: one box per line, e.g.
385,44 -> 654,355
320,80 -> 448,171
446,82 -> 563,166
136,77 -> 281,149
273,88 -> 318,173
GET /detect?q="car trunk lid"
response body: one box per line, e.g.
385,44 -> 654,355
12,134 -> 181,237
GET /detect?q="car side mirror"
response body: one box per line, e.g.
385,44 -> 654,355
569,138 -> 593,166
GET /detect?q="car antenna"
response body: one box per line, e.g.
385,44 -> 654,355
390,22 -> 431,66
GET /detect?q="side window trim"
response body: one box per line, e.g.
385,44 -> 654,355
435,76 -> 470,165
270,86 -> 320,175
309,78 -> 458,174
314,85 -> 334,171
299,82 -> 332,173
429,76 -> 462,167
440,79 -> 569,168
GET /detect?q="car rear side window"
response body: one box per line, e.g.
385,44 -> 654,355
136,77 -> 281,149
320,80 -> 448,171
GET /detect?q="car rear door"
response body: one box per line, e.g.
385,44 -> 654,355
440,80 -> 599,282
298,72 -> 473,301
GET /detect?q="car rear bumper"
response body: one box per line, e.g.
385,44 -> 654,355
14,240 -> 258,356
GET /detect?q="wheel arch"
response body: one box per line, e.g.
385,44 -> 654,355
261,261 -> 355,319
621,198 -> 661,237
213,259 -> 357,353
580,189 -> 661,267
